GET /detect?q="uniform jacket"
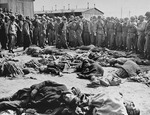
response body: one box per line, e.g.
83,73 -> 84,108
116,22 -> 122,33
23,20 -> 30,35
145,20 -> 150,36
96,20 -> 105,35
137,21 -> 146,35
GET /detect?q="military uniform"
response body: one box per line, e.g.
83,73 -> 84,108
107,20 -> 115,49
0,18 -> 7,50
68,20 -> 78,47
82,20 -> 91,45
17,19 -> 24,47
115,21 -> 122,49
23,19 -> 31,50
33,19 -> 40,45
76,20 -> 83,46
54,20 -> 60,47
96,20 -> 105,47
137,20 -> 146,54
8,16 -> 18,53
39,20 -> 46,48
127,21 -> 137,52
56,20 -> 68,49
47,21 -> 55,45
122,22 -> 128,50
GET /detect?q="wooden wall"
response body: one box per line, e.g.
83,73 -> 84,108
82,8 -> 103,20
0,0 -> 34,18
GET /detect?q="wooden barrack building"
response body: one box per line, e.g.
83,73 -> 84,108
0,0 -> 35,18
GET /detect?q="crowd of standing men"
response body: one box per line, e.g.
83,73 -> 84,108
0,8 -> 150,59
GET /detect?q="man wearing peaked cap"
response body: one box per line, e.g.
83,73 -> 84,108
144,12 -> 150,59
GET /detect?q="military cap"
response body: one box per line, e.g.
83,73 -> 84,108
10,14 -> 16,21
62,16 -> 67,20
49,18 -> 53,21
5,16 -> 10,20
70,15 -> 74,19
79,15 -> 83,19
98,16 -> 101,19
56,17 -> 61,21
124,17 -> 129,21
130,16 -> 135,20
145,12 -> 150,18
38,16 -> 41,19
111,17 -> 114,20
26,16 -> 30,20
42,17 -> 46,21
46,16 -> 49,20
106,17 -> 110,20
18,14 -> 23,20
43,14 -> 46,17
138,15 -> 145,20
93,16 -> 96,19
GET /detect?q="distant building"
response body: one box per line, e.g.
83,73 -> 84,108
35,7 -> 104,20
0,0 -> 35,18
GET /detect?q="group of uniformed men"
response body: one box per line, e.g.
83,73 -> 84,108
0,7 -> 150,59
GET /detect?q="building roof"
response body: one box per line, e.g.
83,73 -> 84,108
35,7 -> 104,15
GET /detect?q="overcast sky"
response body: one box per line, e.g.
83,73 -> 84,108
34,0 -> 150,18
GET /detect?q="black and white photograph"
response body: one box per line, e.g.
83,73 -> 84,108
0,0 -> 150,115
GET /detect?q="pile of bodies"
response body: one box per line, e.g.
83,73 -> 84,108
0,45 -> 150,87
0,80 -> 140,115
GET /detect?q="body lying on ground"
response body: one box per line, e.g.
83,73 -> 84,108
0,80 -> 72,114
75,59 -> 104,80
90,60 -> 142,87
0,83 -> 140,115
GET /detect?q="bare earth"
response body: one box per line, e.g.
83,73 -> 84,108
0,48 -> 150,115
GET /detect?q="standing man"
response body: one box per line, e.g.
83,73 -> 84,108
55,17 -> 61,48
47,18 -> 55,46
57,16 -> 68,49
144,12 -> 150,59
0,13 -> 7,50
136,15 -> 146,56
107,17 -> 116,49
68,16 -> 78,47
126,16 -> 137,52
32,15 -> 40,46
8,15 -> 18,53
23,16 -> 31,50
39,17 -> 47,48
76,16 -> 83,46
4,16 -> 10,49
115,18 -> 122,50
122,18 -> 128,51
95,16 -> 105,47
17,14 -> 24,47
92,16 -> 97,46
82,18 -> 91,45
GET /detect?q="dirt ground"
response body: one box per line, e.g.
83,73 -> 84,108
0,48 -> 150,115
